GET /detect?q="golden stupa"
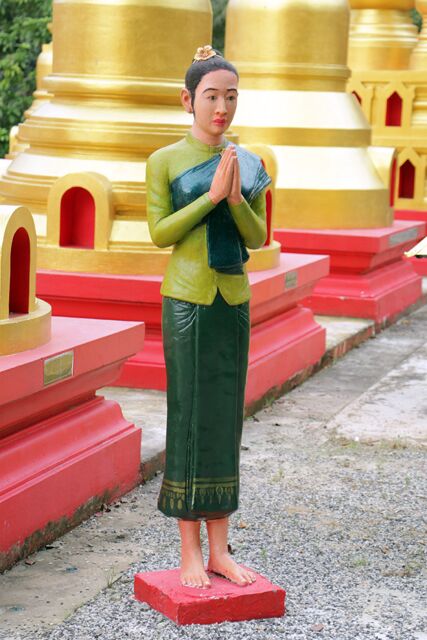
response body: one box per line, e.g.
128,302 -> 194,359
0,0 -> 279,274
0,1 -> 211,275
348,0 -> 427,212
225,0 -> 394,229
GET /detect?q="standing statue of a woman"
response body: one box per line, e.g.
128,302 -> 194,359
146,45 -> 271,589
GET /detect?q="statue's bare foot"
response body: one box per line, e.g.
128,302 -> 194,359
180,551 -> 211,588
207,552 -> 257,586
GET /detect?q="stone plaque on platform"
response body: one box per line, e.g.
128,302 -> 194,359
285,271 -> 298,289
389,228 -> 419,247
44,350 -> 74,385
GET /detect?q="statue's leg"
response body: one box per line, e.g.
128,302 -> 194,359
206,516 -> 256,586
178,519 -> 211,588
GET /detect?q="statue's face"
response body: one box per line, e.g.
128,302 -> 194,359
188,69 -> 238,142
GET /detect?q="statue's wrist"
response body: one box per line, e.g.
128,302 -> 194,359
227,194 -> 243,206
208,190 -> 220,205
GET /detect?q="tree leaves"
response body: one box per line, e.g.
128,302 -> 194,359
211,0 -> 229,54
0,0 -> 52,157
410,9 -> 423,33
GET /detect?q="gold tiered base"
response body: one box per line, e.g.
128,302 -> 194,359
0,300 -> 51,356
36,240 -> 281,275
248,241 -> 281,271
231,89 -> 393,229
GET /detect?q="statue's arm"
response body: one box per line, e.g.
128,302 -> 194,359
228,189 -> 267,250
146,153 -> 216,248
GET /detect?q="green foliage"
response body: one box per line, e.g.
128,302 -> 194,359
410,9 -> 423,33
211,0 -> 229,54
0,0 -> 52,157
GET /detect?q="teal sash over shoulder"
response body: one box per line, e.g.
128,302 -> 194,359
170,145 -> 271,275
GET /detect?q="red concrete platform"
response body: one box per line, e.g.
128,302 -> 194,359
394,211 -> 427,275
134,567 -> 286,625
406,256 -> 427,276
246,254 -> 329,404
36,253 -> 329,404
274,220 -> 425,322
394,209 -> 427,225
0,316 -> 145,571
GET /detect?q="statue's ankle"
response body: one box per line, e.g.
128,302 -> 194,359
208,549 -> 229,561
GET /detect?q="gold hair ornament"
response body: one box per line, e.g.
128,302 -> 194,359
192,45 -> 220,63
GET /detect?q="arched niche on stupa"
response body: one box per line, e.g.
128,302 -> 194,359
386,92 -> 403,127
0,205 -> 51,355
47,173 -> 114,251
0,207 -> 36,320
367,147 -> 397,209
9,227 -> 31,315
395,148 -> 424,206
375,82 -> 415,130
347,79 -> 374,122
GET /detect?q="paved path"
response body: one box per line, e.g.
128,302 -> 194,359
1,306 -> 426,640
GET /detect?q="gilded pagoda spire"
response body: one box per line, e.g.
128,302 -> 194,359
348,0 -> 418,70
225,0 -> 393,229
226,0 -> 350,92
0,0 -> 213,274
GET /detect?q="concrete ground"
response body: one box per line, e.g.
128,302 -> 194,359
0,305 -> 426,639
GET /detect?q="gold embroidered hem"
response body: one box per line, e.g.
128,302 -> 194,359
159,476 -> 239,520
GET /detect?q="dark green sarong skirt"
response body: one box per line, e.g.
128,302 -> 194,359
158,292 -> 250,521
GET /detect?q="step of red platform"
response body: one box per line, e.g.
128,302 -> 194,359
134,567 -> 286,625
304,259 -> 422,321
275,220 -> 425,273
274,220 -> 425,321
394,209 -> 427,224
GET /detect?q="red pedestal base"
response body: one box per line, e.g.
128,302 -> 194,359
36,253 -> 329,405
274,220 -> 425,322
0,317 -> 145,571
134,567 -> 286,625
394,208 -> 427,225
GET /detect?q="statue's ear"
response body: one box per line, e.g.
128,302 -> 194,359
181,88 -> 193,114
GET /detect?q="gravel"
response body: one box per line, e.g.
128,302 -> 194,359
2,311 -> 427,640
4,423 -> 426,639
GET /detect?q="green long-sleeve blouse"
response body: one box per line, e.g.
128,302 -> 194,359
146,131 -> 267,305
